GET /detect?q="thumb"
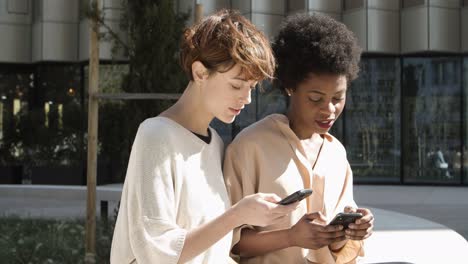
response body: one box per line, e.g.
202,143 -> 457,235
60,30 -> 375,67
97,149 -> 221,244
304,211 -> 326,222
344,205 -> 357,213
259,193 -> 282,203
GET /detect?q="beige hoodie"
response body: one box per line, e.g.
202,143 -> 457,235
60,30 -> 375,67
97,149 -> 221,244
224,114 -> 364,264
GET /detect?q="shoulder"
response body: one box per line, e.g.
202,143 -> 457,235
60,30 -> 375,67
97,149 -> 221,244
226,114 -> 284,156
133,117 -> 179,154
138,117 -> 175,138
234,114 -> 281,144
324,133 -> 347,158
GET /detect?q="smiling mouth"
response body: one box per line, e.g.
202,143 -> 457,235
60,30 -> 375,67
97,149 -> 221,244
316,119 -> 334,128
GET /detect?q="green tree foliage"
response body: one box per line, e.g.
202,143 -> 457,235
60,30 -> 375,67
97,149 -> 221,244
120,0 -> 188,122
89,0 -> 189,181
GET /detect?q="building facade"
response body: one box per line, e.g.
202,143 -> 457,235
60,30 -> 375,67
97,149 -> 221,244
0,0 -> 467,185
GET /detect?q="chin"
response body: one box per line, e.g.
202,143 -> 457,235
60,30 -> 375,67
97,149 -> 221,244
312,125 -> 331,134
217,115 -> 236,124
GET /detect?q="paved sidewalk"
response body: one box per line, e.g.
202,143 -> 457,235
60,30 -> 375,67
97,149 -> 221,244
1,184 -> 468,241
354,185 -> 468,241
360,207 -> 468,263
1,184 -> 468,262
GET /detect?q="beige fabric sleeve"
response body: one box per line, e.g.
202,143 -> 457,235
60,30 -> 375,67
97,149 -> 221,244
330,163 -> 365,263
223,142 -> 257,260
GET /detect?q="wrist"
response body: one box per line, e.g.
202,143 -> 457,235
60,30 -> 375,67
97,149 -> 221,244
286,227 -> 297,247
226,205 -> 244,228
329,239 -> 347,252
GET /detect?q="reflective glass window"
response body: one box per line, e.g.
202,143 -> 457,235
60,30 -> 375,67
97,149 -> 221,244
0,66 -> 32,167
402,57 -> 462,183
346,58 -> 401,182
463,57 -> 468,185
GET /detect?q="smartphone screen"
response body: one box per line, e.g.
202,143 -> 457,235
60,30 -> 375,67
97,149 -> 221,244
278,189 -> 313,205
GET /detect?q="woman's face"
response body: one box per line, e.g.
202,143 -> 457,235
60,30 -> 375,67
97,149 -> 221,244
202,64 -> 256,124
287,73 -> 347,136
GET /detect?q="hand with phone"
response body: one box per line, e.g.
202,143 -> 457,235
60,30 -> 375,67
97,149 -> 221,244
231,193 -> 299,227
328,212 -> 363,229
278,188 -> 313,205
326,206 -> 373,251
287,211 -> 346,250
342,207 -> 374,240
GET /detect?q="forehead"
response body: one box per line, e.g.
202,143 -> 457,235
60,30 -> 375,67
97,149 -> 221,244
299,73 -> 347,90
221,64 -> 256,83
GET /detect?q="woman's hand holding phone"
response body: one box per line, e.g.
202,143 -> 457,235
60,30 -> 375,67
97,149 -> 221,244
278,189 -> 313,205
327,206 -> 374,253
231,193 -> 299,227
344,207 -> 374,240
287,211 -> 346,250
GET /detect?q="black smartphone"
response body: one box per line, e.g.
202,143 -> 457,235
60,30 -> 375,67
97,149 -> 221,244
278,189 -> 313,205
328,212 -> 363,229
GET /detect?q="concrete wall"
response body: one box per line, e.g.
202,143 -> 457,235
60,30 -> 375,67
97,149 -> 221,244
1,0 -> 467,64
32,0 -> 80,62
461,4 -> 468,52
79,0 -> 126,61
343,0 -> 400,53
233,0 -> 286,38
0,0 -> 32,62
401,0 -> 461,53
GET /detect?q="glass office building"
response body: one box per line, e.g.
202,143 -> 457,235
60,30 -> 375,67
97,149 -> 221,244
0,0 -> 467,185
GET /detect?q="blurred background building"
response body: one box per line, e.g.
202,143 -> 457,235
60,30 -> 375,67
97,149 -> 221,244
0,0 -> 467,185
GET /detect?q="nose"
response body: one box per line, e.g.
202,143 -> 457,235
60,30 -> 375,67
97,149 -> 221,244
321,101 -> 336,115
241,89 -> 252,105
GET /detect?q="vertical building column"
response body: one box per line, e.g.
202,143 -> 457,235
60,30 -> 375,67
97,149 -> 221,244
176,0 -> 230,25
342,0 -> 400,54
462,0 -> 468,52
32,0 -> 79,62
401,0 -> 460,53
79,0 -> 127,61
0,0 -> 32,62
232,0 -> 286,39
307,0 -> 342,21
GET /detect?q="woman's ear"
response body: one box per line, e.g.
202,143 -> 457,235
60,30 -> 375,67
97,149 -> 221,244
191,61 -> 208,82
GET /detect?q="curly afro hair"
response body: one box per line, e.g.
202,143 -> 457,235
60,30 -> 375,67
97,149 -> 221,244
273,13 -> 362,93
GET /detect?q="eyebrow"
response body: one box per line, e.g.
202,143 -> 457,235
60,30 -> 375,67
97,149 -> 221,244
307,89 -> 346,95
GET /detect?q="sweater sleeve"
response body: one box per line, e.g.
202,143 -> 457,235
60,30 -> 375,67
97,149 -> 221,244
125,123 -> 187,264
330,163 -> 365,264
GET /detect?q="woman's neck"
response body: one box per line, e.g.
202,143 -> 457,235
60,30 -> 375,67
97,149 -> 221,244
286,111 -> 322,143
160,82 -> 213,136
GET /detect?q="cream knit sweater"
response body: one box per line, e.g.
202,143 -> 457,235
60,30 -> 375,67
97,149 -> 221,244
111,117 -> 232,264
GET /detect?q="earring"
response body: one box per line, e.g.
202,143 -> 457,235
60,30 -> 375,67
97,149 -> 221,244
286,90 -> 291,96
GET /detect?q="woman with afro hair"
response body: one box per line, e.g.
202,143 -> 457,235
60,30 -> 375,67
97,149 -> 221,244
224,13 -> 374,264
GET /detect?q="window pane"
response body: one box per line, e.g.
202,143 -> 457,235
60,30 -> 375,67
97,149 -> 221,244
402,57 -> 461,183
33,65 -> 83,165
0,66 -> 31,167
346,58 -> 401,182
232,81 -> 288,141
257,81 -> 287,120
464,57 -> 468,185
